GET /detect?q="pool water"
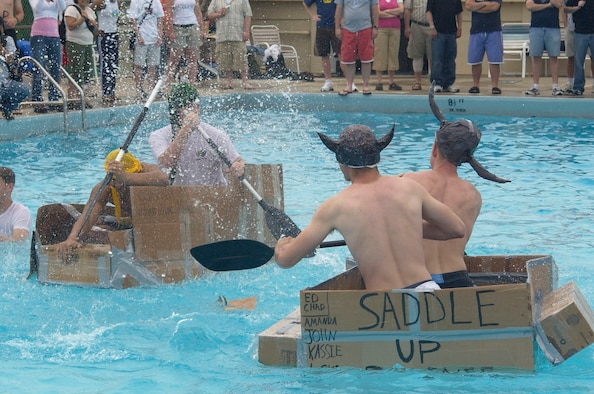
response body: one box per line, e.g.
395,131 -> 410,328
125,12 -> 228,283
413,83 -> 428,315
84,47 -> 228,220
1,109 -> 593,393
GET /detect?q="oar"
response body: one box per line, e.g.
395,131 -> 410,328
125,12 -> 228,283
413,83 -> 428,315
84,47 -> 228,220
76,77 -> 164,239
196,125 -> 301,239
190,238 -> 347,271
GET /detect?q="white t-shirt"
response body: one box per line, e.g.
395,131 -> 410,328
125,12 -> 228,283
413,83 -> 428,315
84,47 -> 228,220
97,0 -> 120,33
65,4 -> 97,45
128,0 -> 165,45
0,202 -> 33,239
149,122 -> 240,186
172,0 -> 198,26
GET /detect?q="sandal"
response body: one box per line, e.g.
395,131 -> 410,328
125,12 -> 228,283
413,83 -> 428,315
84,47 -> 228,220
412,82 -> 422,91
375,83 -> 383,91
362,89 -> 372,95
492,87 -> 502,95
338,89 -> 352,96
388,83 -> 402,91
469,86 -> 480,94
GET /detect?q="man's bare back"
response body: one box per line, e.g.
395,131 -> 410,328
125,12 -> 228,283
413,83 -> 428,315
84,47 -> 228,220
274,125 -> 465,290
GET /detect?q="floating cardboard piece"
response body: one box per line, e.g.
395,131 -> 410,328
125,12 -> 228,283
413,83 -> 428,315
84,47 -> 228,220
536,281 -> 594,364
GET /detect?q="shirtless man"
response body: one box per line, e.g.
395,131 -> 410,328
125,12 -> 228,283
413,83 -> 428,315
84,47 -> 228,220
274,124 -> 466,291
403,90 -> 510,288
56,150 -> 168,261
0,0 -> 24,42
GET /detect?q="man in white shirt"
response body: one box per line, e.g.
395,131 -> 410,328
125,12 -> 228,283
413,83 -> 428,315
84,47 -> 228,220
0,167 -> 32,242
128,0 -> 164,100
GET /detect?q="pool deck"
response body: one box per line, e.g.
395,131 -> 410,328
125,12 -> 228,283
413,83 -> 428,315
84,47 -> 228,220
11,72 -> 594,119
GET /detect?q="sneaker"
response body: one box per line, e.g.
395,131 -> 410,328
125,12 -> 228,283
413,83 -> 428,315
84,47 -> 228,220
320,80 -> 334,92
433,85 -> 443,93
552,87 -> 564,96
445,86 -> 460,93
352,83 -> 358,92
563,82 -> 573,93
524,87 -> 540,96
572,89 -> 584,96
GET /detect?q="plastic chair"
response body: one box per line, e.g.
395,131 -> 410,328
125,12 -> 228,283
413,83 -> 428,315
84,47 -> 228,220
250,25 -> 300,74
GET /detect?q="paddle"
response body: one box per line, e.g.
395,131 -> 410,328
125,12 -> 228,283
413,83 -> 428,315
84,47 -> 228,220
190,238 -> 347,271
196,125 -> 301,239
76,77 -> 164,239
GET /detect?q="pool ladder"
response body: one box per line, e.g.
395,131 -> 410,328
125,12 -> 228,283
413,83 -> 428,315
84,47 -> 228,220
17,56 -> 88,132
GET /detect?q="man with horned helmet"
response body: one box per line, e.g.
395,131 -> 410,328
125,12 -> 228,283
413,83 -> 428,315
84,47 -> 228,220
274,124 -> 466,291
403,84 -> 510,288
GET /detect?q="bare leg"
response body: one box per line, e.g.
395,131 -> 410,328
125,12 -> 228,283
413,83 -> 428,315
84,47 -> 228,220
343,63 -> 355,92
241,70 -> 253,89
321,55 -> 332,80
471,64 -> 482,87
360,62 -> 372,91
549,57 -> 559,85
531,56 -> 542,85
489,63 -> 500,88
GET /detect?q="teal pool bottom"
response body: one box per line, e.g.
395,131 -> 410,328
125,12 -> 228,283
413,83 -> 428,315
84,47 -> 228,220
1,95 -> 593,392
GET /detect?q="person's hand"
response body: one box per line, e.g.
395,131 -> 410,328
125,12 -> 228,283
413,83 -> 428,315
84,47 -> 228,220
219,7 -> 226,17
225,158 -> 245,179
56,238 -> 83,263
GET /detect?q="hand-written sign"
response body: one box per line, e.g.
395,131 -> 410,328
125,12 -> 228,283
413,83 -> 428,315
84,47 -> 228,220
300,285 -> 533,368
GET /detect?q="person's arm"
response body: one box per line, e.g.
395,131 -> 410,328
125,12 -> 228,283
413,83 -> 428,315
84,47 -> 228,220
0,228 -> 29,242
243,16 -> 251,41
465,0 -> 500,12
526,0 -> 558,11
420,187 -> 466,240
194,1 -> 205,39
334,4 -> 343,39
371,2 -> 379,38
455,10 -> 462,38
154,113 -> 200,169
115,162 -> 170,187
226,156 -> 245,178
65,7 -> 86,31
564,0 -> 583,12
207,2 -> 227,22
163,0 -> 174,42
403,6 -> 411,38
425,6 -> 437,37
303,1 -> 321,22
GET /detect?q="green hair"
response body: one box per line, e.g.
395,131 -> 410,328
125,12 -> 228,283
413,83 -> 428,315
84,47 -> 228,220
168,83 -> 200,130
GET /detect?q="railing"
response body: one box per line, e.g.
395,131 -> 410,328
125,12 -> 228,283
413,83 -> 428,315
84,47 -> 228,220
18,56 -> 87,132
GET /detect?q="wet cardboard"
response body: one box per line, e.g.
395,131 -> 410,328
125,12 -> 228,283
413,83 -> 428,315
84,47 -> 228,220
537,281 -> 594,363
259,255 -> 561,370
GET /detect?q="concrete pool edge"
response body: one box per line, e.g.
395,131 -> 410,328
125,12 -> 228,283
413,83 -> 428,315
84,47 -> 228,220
2,93 -> 593,141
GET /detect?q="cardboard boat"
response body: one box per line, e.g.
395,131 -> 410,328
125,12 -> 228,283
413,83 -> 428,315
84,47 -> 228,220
259,255 -> 594,371
29,164 -> 283,288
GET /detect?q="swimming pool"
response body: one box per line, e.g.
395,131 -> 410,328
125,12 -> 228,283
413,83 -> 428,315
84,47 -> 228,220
1,97 -> 594,392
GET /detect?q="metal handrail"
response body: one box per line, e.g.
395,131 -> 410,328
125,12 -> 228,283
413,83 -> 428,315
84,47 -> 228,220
17,55 -> 87,131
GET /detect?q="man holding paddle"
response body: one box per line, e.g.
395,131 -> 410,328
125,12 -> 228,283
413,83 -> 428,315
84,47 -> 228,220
149,83 -> 245,185
274,124 -> 466,291
56,150 -> 168,261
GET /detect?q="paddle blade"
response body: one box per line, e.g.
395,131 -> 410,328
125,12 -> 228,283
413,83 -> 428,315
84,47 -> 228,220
190,239 -> 274,271
258,200 -> 301,239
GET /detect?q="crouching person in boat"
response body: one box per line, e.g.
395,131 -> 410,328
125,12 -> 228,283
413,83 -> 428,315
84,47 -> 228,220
402,86 -> 510,289
149,83 -> 245,185
274,124 -> 466,291
56,150 -> 169,262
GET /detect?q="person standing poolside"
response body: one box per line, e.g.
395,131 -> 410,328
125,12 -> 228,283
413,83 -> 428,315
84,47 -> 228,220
0,166 -> 32,242
149,83 -> 245,185
95,0 -> 121,106
373,0 -> 404,91
565,0 -> 594,96
274,124 -> 466,291
465,0 -> 503,95
0,0 -> 24,43
403,0 -> 431,91
524,0 -> 563,96
129,0 -> 164,101
303,0 -> 343,92
163,0 -> 204,90
426,0 -> 462,93
56,150 -> 169,260
0,18 -> 29,119
64,0 -> 99,107
28,0 -> 67,113
403,87 -> 510,289
207,0 -> 253,90
334,0 -> 379,96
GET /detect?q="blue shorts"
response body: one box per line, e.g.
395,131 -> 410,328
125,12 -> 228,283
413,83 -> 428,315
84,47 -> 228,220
468,31 -> 503,64
529,27 -> 561,57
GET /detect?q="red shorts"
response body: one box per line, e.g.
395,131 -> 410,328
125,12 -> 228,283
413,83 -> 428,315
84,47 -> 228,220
340,28 -> 374,64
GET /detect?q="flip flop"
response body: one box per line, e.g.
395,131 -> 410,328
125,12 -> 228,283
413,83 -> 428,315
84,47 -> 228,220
412,82 -> 422,91
338,89 -> 352,96
362,89 -> 372,95
492,87 -> 502,95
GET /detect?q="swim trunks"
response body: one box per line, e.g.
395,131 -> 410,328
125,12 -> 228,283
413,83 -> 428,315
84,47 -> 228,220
431,270 -> 475,289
